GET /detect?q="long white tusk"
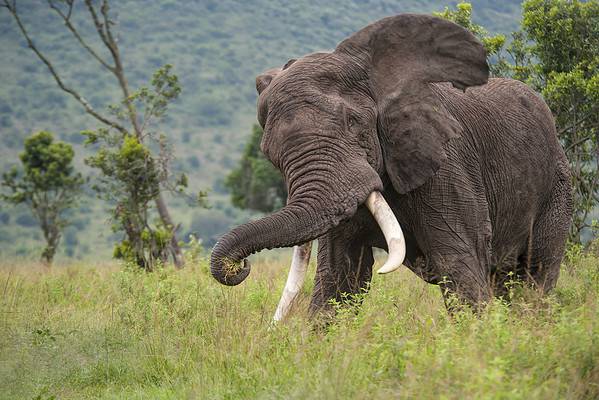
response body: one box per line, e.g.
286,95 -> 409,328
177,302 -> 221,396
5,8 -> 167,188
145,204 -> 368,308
273,241 -> 312,322
365,191 -> 406,274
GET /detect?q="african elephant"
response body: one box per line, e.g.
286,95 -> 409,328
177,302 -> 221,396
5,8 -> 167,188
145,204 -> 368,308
210,14 -> 572,318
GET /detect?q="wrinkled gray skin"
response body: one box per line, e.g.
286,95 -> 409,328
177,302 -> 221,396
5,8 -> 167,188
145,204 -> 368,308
211,14 -> 572,314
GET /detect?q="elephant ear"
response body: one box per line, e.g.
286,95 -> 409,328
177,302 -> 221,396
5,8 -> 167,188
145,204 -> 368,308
255,59 -> 296,94
336,14 -> 489,193
256,67 -> 282,95
255,67 -> 282,127
255,59 -> 297,127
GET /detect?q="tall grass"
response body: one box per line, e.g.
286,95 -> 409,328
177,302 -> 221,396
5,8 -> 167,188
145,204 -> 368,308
0,249 -> 597,399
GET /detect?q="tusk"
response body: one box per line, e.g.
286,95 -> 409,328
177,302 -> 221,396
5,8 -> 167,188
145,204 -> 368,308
365,191 -> 406,274
273,241 -> 312,322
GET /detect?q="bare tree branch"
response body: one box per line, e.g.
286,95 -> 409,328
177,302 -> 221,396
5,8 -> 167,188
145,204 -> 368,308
558,109 -> 598,136
48,0 -> 115,72
84,0 -> 142,137
565,133 -> 596,153
0,0 -> 15,10
84,0 -> 106,41
3,0 -> 128,135
101,0 -> 118,51
64,0 -> 73,20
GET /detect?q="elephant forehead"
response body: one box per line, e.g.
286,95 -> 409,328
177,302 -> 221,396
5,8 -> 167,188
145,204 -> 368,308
263,85 -> 343,128
272,54 -> 359,93
258,53 -> 367,126
263,98 -> 349,148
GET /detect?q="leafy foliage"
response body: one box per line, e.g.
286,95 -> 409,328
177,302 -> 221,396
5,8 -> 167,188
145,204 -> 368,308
0,131 -> 83,263
83,65 -> 192,269
520,0 -> 599,242
118,64 -> 183,132
84,131 -> 165,266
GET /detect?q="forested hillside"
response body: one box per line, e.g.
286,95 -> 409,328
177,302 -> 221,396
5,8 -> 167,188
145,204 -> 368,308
0,0 -> 522,259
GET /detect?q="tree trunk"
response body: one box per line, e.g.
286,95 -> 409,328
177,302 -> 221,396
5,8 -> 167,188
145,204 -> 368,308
41,230 -> 60,267
155,192 -> 185,268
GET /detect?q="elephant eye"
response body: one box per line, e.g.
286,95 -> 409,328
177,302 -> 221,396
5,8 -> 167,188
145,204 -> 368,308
347,114 -> 359,131
341,103 -> 359,133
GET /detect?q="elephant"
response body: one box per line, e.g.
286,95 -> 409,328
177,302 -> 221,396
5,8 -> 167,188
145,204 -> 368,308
210,13 -> 572,319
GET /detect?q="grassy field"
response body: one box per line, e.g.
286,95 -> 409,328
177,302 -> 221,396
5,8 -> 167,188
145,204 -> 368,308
1,247 -> 598,399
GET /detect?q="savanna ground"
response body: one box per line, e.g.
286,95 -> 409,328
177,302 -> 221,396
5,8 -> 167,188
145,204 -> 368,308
1,246 -> 598,399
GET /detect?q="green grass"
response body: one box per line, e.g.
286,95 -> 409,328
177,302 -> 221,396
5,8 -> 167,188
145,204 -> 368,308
1,249 -> 598,399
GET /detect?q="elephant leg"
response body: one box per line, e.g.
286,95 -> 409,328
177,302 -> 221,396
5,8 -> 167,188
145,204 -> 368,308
309,227 -> 374,317
409,198 -> 494,309
517,174 -> 572,293
430,251 -> 493,312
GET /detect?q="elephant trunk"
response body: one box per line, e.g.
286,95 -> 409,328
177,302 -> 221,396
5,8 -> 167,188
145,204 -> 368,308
211,153 -> 385,286
210,199 -> 339,286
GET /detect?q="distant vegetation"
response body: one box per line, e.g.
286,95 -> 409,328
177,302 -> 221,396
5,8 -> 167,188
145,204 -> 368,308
0,0 -> 523,260
2,0 -> 206,269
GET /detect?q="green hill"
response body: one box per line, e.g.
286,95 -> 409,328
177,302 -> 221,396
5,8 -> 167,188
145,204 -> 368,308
0,0 -> 522,260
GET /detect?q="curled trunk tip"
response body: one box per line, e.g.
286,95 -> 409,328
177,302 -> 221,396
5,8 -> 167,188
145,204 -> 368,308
210,251 -> 251,286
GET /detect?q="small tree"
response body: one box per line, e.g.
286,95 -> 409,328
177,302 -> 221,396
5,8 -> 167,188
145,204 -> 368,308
1,131 -> 83,264
225,124 -> 286,213
2,0 -> 194,267
82,65 -> 196,270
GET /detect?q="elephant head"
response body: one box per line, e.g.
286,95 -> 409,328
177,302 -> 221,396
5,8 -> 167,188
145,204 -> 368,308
210,14 -> 488,286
